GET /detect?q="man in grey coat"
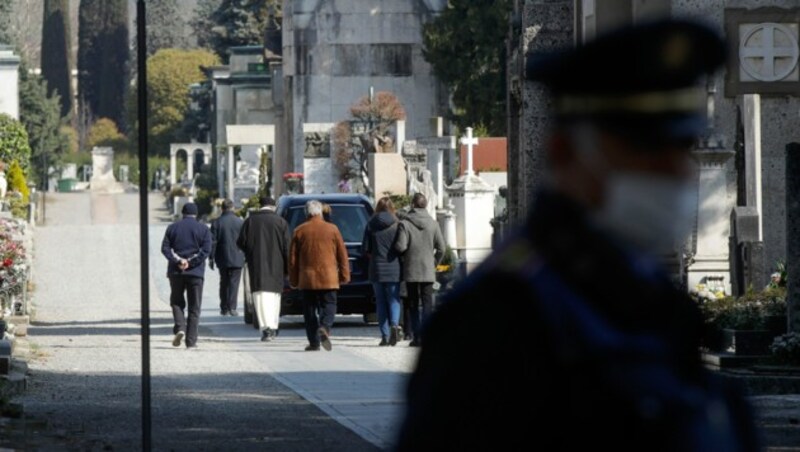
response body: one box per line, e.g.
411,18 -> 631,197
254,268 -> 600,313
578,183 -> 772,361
395,193 -> 446,346
210,199 -> 245,316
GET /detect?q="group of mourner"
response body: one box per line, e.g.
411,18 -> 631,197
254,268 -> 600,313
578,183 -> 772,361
159,192 -> 445,352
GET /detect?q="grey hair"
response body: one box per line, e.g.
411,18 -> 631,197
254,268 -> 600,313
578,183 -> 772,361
305,200 -> 323,217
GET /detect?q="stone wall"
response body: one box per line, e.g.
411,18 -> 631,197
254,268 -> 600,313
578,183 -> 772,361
0,46 -> 20,120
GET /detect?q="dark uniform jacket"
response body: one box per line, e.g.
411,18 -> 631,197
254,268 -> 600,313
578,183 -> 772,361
361,211 -> 401,283
161,216 -> 212,279
395,190 -> 761,451
210,211 -> 245,269
236,208 -> 291,293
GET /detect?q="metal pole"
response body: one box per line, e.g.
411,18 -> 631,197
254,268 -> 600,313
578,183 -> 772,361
136,1 -> 152,450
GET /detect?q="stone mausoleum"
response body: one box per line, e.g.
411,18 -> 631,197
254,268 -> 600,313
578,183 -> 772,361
280,0 -> 450,193
508,0 -> 800,293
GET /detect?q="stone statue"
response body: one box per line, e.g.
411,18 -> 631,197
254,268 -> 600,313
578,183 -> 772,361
304,131 -> 331,158
374,133 -> 394,153
409,167 -> 438,218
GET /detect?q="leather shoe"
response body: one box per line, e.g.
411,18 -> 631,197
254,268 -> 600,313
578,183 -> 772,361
318,327 -> 332,351
305,344 -> 320,351
261,329 -> 272,342
379,338 -> 389,346
229,310 -> 239,316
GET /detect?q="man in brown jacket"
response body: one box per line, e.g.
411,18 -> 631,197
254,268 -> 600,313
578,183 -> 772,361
289,199 -> 351,351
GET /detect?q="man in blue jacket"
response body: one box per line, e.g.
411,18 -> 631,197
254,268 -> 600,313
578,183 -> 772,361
161,202 -> 212,349
210,199 -> 245,316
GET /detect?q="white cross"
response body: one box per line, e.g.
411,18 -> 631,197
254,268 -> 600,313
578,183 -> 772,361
460,127 -> 479,176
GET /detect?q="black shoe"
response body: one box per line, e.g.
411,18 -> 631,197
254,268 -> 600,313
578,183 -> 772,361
403,332 -> 412,341
409,340 -> 420,347
229,310 -> 239,316
305,344 -> 320,351
318,327 -> 332,351
270,329 -> 278,340
389,326 -> 399,346
220,310 -> 229,316
379,338 -> 389,346
186,344 -> 198,350
261,329 -> 272,342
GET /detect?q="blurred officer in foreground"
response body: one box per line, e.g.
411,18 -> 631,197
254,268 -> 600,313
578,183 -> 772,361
395,19 -> 760,451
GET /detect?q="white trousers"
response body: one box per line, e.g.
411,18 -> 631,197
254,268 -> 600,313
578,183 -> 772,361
253,291 -> 281,331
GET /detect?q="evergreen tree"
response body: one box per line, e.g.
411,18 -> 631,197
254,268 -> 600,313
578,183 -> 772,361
19,61 -> 68,189
41,0 -> 74,119
0,114 -> 32,174
422,0 -> 511,136
143,0 -> 189,56
190,0 -> 221,50
193,0 -> 281,62
0,0 -> 12,45
78,0 -> 130,131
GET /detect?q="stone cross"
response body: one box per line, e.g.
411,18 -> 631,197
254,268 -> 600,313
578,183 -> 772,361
460,127 -> 479,176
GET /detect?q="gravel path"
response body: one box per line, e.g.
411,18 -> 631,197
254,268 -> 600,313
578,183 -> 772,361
15,192 -> 388,451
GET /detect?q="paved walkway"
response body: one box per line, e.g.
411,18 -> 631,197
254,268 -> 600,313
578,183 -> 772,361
15,192 -> 413,451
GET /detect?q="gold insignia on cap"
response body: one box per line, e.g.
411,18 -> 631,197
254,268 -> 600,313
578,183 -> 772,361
663,33 -> 692,70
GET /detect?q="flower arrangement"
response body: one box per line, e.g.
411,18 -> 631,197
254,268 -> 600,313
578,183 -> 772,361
770,332 -> 800,366
697,287 -> 786,331
689,282 -> 726,303
0,220 -> 27,304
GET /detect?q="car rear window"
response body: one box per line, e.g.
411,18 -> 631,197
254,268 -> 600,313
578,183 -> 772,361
285,204 -> 370,244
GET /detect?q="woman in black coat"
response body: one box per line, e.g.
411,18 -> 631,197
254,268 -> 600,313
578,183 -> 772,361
361,197 -> 402,346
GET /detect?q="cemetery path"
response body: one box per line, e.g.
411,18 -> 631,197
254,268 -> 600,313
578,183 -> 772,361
14,192 -> 383,451
19,192 -> 796,451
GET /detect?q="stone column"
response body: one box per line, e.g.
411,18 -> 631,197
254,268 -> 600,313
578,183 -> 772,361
785,143 -> 800,333
216,150 -> 225,198
429,148 -> 445,210
507,0 -> 574,226
395,120 -> 406,154
687,149 -> 735,294
227,146 -> 235,201
187,153 -> 195,181
170,151 -> 177,187
742,94 -> 763,240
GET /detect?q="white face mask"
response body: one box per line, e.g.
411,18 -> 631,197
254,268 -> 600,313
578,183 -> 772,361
569,123 -> 696,255
592,172 -> 696,255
